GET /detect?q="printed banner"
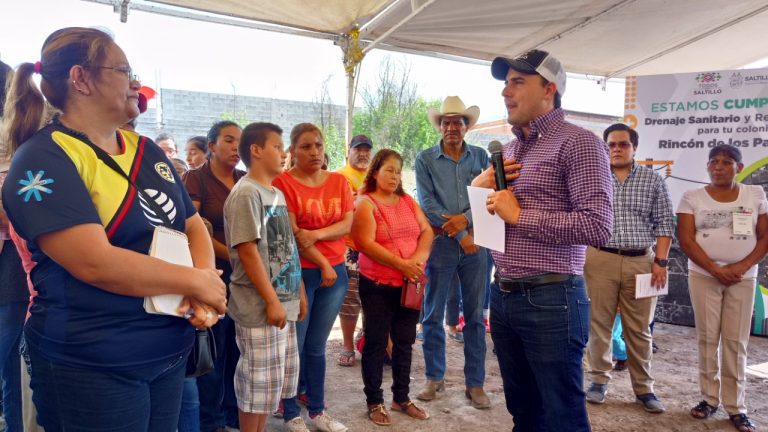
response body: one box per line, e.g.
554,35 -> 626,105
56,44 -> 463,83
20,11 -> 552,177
624,68 -> 768,336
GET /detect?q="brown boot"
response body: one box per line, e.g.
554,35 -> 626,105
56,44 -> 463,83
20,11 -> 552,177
416,380 -> 445,401
465,387 -> 491,409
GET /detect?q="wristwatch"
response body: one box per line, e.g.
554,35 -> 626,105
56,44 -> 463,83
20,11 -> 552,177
653,258 -> 668,268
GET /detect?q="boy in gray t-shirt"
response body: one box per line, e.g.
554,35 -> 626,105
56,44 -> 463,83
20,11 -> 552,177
223,122 -> 307,429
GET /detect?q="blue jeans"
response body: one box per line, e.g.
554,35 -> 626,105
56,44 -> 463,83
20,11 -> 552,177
422,235 -> 487,387
0,302 -> 26,432
490,275 -> 591,432
177,378 -> 200,432
445,275 -> 462,326
28,346 -> 188,432
197,314 -> 239,432
283,264 -> 348,421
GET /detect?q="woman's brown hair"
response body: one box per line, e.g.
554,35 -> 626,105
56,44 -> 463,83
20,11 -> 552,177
2,27 -> 114,155
361,149 -> 405,196
288,123 -> 323,152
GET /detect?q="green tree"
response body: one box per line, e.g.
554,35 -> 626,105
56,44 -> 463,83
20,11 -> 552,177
353,57 -> 441,167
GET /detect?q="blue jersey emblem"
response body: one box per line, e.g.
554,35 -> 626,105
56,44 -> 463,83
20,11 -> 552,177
17,170 -> 54,202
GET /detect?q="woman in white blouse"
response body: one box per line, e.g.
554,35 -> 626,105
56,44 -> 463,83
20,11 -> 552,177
677,144 -> 767,432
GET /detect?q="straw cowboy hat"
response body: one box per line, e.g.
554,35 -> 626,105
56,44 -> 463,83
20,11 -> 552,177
427,96 -> 480,132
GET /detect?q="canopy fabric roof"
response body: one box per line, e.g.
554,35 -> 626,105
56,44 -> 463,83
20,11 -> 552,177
138,0 -> 768,78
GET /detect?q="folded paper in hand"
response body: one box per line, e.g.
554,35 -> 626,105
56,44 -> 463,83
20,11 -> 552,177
634,273 -> 668,299
144,226 -> 192,316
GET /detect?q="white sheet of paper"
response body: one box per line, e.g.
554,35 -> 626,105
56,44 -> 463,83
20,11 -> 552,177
635,273 -> 668,299
467,186 -> 505,252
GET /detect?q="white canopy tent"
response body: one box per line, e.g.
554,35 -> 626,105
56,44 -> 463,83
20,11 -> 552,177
84,0 -> 768,143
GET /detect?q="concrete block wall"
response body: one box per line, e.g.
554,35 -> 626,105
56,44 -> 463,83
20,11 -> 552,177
134,89 -> 346,150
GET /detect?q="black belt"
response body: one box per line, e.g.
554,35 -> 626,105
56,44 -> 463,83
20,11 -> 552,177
596,246 -> 648,257
495,273 -> 573,293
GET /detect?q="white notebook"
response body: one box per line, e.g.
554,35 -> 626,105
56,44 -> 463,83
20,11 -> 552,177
143,226 -> 192,316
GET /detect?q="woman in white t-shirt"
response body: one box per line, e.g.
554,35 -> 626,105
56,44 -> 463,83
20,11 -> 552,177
677,145 -> 768,432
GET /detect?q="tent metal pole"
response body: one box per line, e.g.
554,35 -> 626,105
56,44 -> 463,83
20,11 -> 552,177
346,70 -> 354,148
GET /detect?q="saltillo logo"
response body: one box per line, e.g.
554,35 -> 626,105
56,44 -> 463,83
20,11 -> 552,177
155,162 -> 175,183
139,189 -> 178,225
694,72 -> 722,95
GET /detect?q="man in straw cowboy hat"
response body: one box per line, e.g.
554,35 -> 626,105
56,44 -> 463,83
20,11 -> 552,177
473,49 -> 613,431
414,96 -> 491,409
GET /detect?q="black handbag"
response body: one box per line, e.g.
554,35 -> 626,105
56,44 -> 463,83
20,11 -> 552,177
79,128 -> 218,378
186,327 -> 217,377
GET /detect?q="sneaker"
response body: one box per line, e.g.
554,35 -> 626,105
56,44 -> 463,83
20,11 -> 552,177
613,359 -> 627,371
636,393 -> 665,413
285,416 -> 310,432
585,383 -> 608,404
309,412 -> 347,432
484,318 -> 491,333
415,330 -> 424,341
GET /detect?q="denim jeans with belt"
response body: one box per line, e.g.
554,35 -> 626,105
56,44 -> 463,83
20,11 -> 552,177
283,263 -> 348,421
28,346 -> 188,432
0,302 -> 26,432
490,275 -> 591,432
422,235 -> 487,387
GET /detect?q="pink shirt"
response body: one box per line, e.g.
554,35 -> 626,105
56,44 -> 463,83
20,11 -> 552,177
358,194 -> 421,287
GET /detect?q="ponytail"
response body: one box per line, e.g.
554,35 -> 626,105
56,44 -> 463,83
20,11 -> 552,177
2,27 -> 113,156
3,63 -> 46,156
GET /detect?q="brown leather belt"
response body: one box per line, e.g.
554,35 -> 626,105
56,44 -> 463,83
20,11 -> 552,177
495,273 -> 573,293
597,246 -> 648,257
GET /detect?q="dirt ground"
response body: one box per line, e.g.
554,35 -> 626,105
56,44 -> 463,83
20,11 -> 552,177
265,321 -> 768,432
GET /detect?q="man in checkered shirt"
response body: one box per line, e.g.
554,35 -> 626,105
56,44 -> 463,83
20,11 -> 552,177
583,123 -> 674,414
474,49 -> 613,431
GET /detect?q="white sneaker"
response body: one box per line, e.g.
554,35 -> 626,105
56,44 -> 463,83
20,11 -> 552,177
309,412 -> 348,432
285,416 -> 310,432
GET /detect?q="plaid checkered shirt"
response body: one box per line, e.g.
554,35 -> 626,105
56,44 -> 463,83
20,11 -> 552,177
605,161 -> 675,250
491,108 -> 614,278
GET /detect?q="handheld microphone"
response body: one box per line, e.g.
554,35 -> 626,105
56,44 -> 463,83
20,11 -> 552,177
487,140 -> 506,191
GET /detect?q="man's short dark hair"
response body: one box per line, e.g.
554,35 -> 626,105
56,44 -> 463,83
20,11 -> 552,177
603,123 -> 639,148
239,122 -> 283,168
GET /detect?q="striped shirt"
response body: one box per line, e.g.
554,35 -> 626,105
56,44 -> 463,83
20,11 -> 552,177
491,108 -> 613,278
606,162 -> 674,249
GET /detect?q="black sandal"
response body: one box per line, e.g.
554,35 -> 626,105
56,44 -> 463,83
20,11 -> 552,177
730,414 -> 756,432
690,400 -> 718,419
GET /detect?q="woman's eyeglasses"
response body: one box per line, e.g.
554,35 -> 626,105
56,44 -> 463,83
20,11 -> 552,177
92,65 -> 139,82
